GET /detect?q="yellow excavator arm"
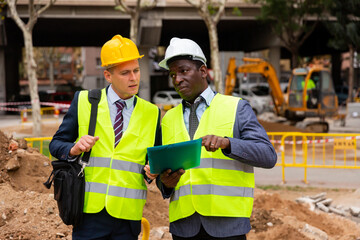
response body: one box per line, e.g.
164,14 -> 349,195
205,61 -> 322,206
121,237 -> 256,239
224,57 -> 237,95
225,57 -> 285,115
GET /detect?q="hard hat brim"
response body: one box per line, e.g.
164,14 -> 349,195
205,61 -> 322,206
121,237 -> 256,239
159,54 -> 206,70
102,54 -> 144,68
158,57 -> 170,70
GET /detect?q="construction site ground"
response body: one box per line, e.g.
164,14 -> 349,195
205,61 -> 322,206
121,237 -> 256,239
0,114 -> 359,240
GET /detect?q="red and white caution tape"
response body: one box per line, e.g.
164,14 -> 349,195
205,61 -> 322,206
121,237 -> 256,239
0,101 -> 70,110
0,102 -> 31,106
39,102 -> 71,108
0,107 -> 24,112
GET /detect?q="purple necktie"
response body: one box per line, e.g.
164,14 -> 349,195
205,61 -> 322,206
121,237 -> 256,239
114,100 -> 125,147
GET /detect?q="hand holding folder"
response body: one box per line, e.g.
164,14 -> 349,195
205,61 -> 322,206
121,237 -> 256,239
147,138 -> 202,174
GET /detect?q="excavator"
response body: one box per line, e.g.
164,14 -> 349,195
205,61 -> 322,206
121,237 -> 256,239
225,57 -> 339,132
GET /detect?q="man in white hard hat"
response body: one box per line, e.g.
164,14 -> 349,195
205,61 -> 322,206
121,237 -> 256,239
146,37 -> 277,239
50,35 -> 161,240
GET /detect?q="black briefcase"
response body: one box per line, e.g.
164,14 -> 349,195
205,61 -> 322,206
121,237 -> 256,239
44,160 -> 85,227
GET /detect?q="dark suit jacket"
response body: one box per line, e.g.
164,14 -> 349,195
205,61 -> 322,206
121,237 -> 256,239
49,89 -> 161,161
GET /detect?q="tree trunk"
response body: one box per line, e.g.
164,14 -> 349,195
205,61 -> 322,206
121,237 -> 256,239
206,20 -> 223,93
348,45 -> 354,102
24,31 -> 42,136
129,11 -> 139,43
47,47 -> 55,90
290,47 -> 300,69
49,61 -> 55,90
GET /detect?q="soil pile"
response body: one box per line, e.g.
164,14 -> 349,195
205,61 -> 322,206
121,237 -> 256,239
0,124 -> 359,240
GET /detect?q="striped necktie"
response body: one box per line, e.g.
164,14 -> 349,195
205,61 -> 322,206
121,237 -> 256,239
187,97 -> 204,140
114,100 -> 126,147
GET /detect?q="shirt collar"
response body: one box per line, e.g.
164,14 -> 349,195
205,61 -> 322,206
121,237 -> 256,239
200,86 -> 215,107
108,84 -> 135,109
182,86 -> 215,108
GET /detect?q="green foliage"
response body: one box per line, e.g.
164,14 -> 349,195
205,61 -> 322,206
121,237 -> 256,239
232,7 -> 242,17
250,0 -> 330,67
0,0 -> 6,21
252,0 -> 329,36
207,4 -> 219,16
326,0 -> 360,51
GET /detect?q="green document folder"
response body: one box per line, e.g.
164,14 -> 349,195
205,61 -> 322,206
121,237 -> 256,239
147,138 -> 202,174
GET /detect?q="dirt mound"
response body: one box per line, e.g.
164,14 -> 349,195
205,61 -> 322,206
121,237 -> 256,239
249,189 -> 360,240
0,126 -> 360,240
0,130 -> 52,192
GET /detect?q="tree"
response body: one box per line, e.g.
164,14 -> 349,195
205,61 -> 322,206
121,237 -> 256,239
40,47 -> 61,90
326,0 -> 360,102
185,0 -> 226,94
252,0 -> 330,68
7,0 -> 56,136
114,0 -> 158,42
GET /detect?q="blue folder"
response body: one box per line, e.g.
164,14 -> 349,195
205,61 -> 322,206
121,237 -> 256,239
147,138 -> 202,174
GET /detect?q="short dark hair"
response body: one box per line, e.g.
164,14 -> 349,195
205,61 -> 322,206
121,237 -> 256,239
167,55 -> 205,69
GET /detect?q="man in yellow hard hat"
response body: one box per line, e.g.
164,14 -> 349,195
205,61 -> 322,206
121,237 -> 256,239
49,35 -> 161,240
145,37 -> 277,240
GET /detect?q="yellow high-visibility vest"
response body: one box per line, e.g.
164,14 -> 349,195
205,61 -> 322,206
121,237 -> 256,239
162,94 -> 254,222
78,89 -> 159,220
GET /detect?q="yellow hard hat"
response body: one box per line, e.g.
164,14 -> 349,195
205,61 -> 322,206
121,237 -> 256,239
101,35 -> 144,68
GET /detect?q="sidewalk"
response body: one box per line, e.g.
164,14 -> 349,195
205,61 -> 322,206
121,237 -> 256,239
329,116 -> 360,133
255,165 -> 360,189
256,115 -> 360,190
0,113 -> 63,138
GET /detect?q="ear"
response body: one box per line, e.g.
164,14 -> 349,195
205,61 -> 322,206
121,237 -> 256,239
199,65 -> 208,79
104,70 -> 112,84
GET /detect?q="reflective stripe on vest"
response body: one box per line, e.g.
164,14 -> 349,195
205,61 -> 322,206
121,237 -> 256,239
88,156 -> 144,173
84,182 -> 147,199
195,158 -> 254,173
172,184 -> 254,201
78,89 -> 158,220
162,94 -> 255,222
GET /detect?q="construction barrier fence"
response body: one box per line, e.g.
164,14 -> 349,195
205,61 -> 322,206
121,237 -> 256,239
25,132 -> 360,184
0,101 -> 70,124
267,132 -> 360,184
25,137 -> 53,161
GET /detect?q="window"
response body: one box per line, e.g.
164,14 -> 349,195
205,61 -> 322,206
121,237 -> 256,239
96,58 -> 102,67
290,75 -> 305,91
320,71 -> 334,92
157,93 -> 168,99
60,54 -> 72,63
170,93 -> 181,99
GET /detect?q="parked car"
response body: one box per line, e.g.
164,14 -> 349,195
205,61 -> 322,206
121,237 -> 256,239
233,85 -> 273,115
46,92 -> 74,113
152,90 -> 182,109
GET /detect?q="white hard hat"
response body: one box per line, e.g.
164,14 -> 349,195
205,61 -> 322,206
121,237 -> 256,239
158,37 -> 207,70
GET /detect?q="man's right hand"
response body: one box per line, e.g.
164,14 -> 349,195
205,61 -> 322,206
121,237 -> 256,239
69,135 -> 99,156
160,169 -> 185,188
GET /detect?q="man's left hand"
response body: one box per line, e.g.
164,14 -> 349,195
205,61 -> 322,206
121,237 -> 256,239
144,164 -> 158,181
201,135 -> 230,152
